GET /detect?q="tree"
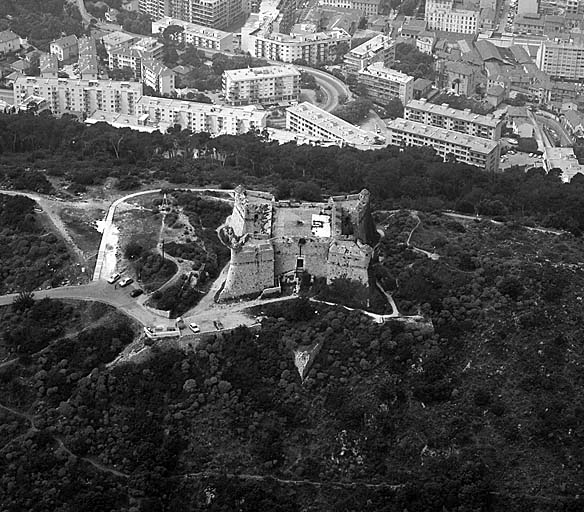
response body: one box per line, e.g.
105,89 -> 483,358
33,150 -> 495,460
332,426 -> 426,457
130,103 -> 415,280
162,24 -> 184,41
384,97 -> 404,118
13,290 -> 35,312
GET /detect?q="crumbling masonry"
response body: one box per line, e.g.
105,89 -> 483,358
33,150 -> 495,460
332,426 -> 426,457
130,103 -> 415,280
218,186 -> 377,300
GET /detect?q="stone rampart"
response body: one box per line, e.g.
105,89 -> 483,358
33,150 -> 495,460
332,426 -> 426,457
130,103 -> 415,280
219,240 -> 275,300
327,239 -> 372,284
273,237 -> 329,278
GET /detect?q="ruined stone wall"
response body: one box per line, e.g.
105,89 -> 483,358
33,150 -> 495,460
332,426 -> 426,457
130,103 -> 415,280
219,240 -> 275,300
273,237 -> 329,279
329,189 -> 377,245
229,187 -> 248,237
327,239 -> 372,284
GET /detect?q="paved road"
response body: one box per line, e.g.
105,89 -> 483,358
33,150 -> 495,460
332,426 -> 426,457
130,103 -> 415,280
527,109 -> 551,150
0,89 -> 14,105
296,66 -> 351,112
536,114 -> 573,147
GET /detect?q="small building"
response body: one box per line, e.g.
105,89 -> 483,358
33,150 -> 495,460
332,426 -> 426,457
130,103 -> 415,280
50,35 -> 79,62
562,109 -> 584,139
413,78 -> 433,99
40,54 -> 59,79
0,30 -> 20,55
543,147 -> 584,182
486,85 -> 505,107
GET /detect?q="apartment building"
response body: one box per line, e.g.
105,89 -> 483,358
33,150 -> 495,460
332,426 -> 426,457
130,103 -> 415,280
223,65 -> 300,106
78,37 -> 99,80
0,30 -> 20,55
102,31 -> 138,52
286,102 -> 379,149
140,0 -> 244,29
13,76 -> 143,117
152,16 -> 233,51
386,118 -> 500,173
536,41 -> 584,81
404,99 -> 504,140
343,34 -> 394,74
358,63 -> 414,105
50,35 -> 79,62
108,37 -> 165,75
142,59 -> 176,95
136,96 -> 267,133
40,54 -> 59,79
319,0 -> 382,16
425,0 -> 479,34
246,30 -> 351,65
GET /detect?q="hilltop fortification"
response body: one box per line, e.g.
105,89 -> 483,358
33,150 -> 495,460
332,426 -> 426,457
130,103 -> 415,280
219,186 -> 377,300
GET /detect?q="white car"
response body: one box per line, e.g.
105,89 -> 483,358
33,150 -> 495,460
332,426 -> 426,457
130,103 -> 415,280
107,273 -> 121,284
189,322 -> 200,333
119,277 -> 133,287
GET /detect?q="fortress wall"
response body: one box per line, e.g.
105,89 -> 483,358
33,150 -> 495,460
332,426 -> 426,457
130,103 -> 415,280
273,237 -> 330,279
243,203 -> 273,235
219,241 -> 275,300
327,240 -> 372,284
230,197 -> 247,237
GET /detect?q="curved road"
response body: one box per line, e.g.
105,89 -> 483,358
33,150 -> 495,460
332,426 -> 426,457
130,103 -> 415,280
296,65 -> 352,112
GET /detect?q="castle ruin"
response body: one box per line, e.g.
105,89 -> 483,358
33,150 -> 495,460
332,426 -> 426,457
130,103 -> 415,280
218,186 -> 377,300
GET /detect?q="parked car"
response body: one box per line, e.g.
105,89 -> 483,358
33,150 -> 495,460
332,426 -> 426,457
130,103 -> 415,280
107,273 -> 121,284
189,322 -> 200,333
130,288 -> 143,297
119,277 -> 133,287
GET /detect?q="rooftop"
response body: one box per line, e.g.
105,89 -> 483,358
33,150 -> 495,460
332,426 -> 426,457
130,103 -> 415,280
152,16 -> 231,39
51,34 -> 78,49
359,62 -> 414,83
138,96 -> 266,119
0,30 -> 19,44
405,98 -> 502,127
348,33 -> 390,57
102,31 -> 138,48
387,117 -> 499,153
287,101 -> 378,147
544,147 -> 584,182
223,65 -> 301,80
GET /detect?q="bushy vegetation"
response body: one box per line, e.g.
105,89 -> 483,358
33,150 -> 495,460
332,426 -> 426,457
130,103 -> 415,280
0,194 -> 71,293
332,97 -> 373,125
392,42 -> 435,80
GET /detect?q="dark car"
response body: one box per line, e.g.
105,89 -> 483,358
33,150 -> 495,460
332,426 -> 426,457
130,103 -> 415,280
130,288 -> 143,297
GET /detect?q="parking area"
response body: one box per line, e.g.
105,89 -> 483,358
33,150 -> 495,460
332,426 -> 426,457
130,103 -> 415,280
500,150 -> 544,170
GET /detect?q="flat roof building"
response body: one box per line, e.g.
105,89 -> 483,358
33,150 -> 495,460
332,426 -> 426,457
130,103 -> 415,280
286,101 -> 380,149
386,117 -> 500,173
536,41 -> 584,81
223,65 -> 300,106
151,16 -> 233,51
404,98 -> 505,140
543,147 -> 584,182
343,34 -> 394,73
358,62 -> 414,106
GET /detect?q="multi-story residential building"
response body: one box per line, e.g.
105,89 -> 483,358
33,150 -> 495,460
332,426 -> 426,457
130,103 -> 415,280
343,34 -> 394,74
565,0 -> 584,15
152,16 -> 233,50
223,65 -> 300,106
358,63 -> 414,105
404,99 -> 504,140
246,29 -> 351,65
319,0 -> 381,16
386,118 -> 500,173
140,0 -> 244,29
142,59 -> 176,95
136,96 -> 267,133
40,54 -> 59,79
138,0 -> 168,19
50,35 -> 79,62
536,41 -> 584,81
0,30 -> 20,55
78,37 -> 99,80
13,76 -> 143,117
102,31 -> 138,52
108,37 -> 165,76
286,102 -> 379,149
425,0 -> 479,34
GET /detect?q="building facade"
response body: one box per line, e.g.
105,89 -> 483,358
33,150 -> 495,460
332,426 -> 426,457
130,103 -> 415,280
50,35 -> 79,62
141,59 -> 176,95
358,63 -> 414,106
425,0 -> 479,34
404,98 -> 504,140
536,41 -> 584,81
152,16 -> 233,50
0,30 -> 20,55
223,65 -> 300,105
136,96 -> 267,133
286,102 -> 379,148
386,118 -> 500,173
14,76 -> 143,117
343,34 -> 394,74
319,0 -> 381,15
140,0 -> 244,29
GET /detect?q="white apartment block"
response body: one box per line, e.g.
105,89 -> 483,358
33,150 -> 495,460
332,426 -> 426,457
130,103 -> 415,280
386,118 -> 500,173
358,63 -> 414,105
286,102 -> 379,149
142,59 -> 176,95
319,0 -> 381,16
344,34 -> 393,73
136,96 -> 267,133
223,65 -> 300,106
14,76 -> 143,117
404,99 -> 504,140
536,41 -> 584,81
140,0 -> 244,29
425,0 -> 479,34
246,30 -> 351,65
152,16 -> 233,50
108,37 -> 165,75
